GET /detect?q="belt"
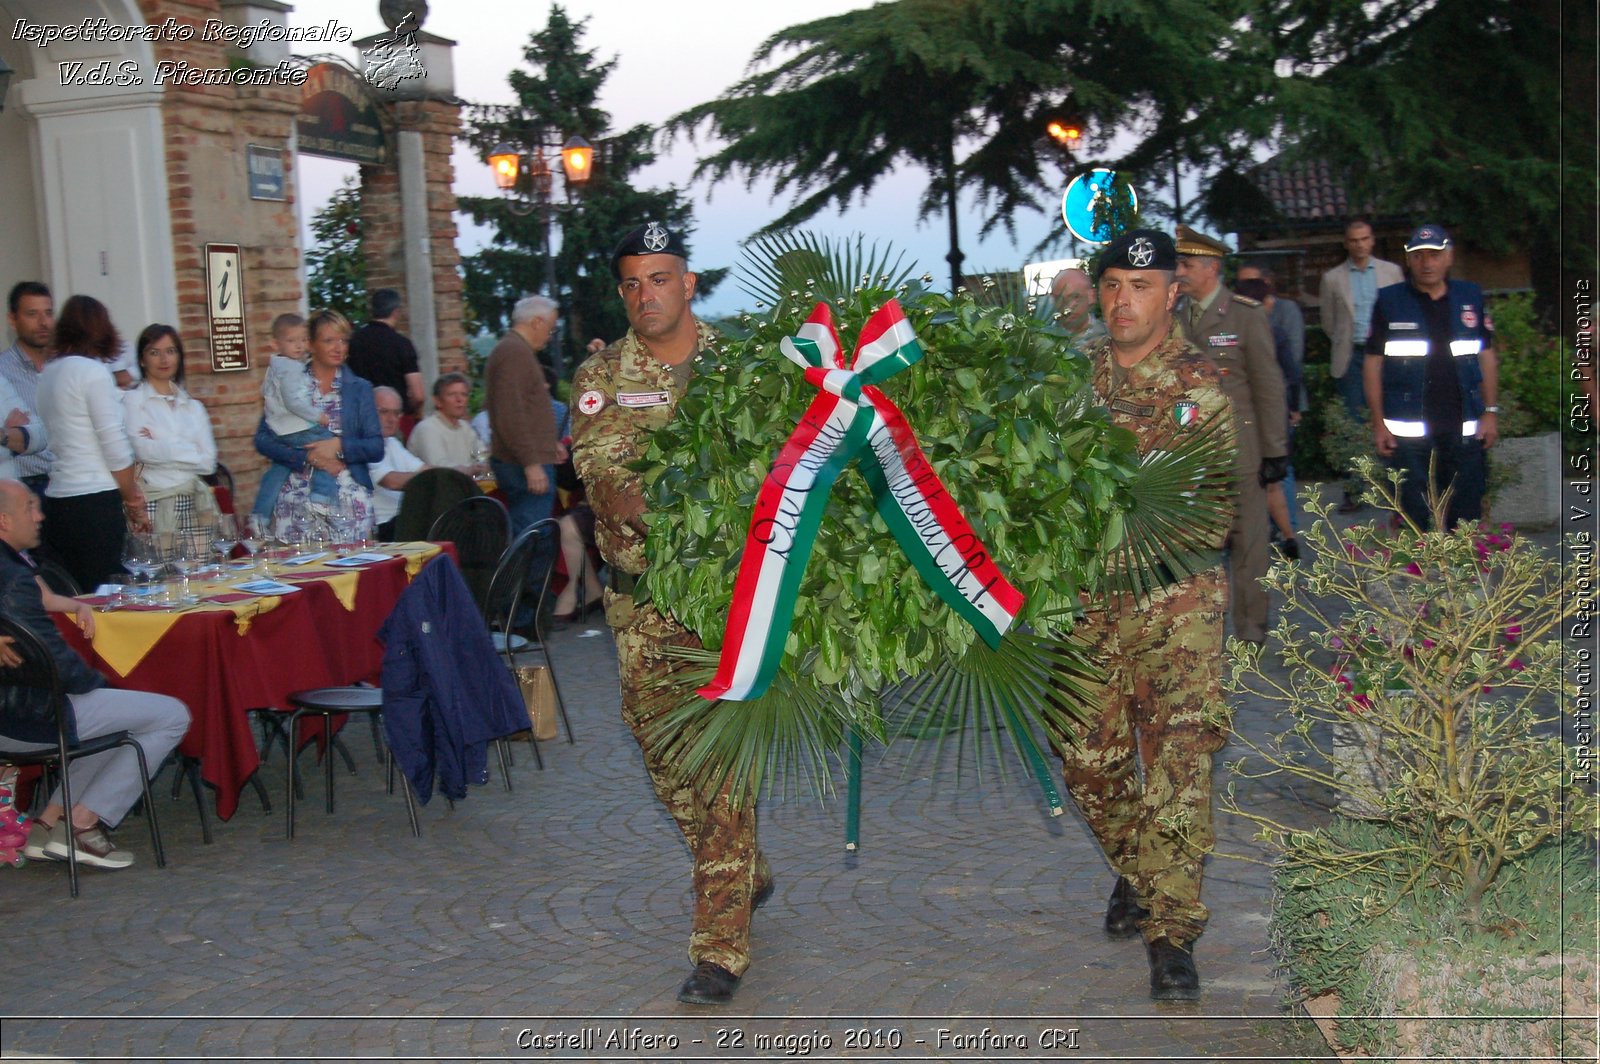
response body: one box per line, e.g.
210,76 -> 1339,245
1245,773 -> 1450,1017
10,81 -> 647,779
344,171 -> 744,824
609,569 -> 638,594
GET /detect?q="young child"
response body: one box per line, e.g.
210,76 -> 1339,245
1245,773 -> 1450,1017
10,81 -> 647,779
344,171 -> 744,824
252,313 -> 339,517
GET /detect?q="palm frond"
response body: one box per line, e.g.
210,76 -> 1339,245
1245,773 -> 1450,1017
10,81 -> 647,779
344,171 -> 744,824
738,230 -> 916,310
885,627 -> 1101,798
1100,410 -> 1236,600
642,646 -> 857,809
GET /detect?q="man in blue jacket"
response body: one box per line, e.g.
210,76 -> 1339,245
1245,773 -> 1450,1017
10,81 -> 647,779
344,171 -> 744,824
0,479 -> 188,869
1363,225 -> 1499,531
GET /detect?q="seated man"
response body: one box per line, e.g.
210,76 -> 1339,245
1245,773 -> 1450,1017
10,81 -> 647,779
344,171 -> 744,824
0,479 -> 189,870
407,373 -> 485,475
370,386 -> 429,541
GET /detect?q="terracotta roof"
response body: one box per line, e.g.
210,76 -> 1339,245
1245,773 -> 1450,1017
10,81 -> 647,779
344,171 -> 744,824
1248,157 -> 1377,224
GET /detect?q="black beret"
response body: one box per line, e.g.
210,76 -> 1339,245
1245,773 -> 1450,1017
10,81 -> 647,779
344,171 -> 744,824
610,220 -> 688,279
1094,229 -> 1177,281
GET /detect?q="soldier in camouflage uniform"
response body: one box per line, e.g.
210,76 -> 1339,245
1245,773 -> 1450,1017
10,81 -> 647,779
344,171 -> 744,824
1052,229 -> 1237,1003
570,222 -> 773,1007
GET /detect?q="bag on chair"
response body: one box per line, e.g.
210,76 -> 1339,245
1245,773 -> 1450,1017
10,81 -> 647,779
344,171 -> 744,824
514,663 -> 558,741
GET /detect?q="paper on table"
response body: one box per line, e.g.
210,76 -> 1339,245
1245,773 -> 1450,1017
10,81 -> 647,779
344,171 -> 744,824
235,579 -> 302,596
325,552 -> 392,567
281,552 -> 328,566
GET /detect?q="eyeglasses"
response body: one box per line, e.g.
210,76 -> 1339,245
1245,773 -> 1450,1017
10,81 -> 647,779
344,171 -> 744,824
377,408 -> 403,416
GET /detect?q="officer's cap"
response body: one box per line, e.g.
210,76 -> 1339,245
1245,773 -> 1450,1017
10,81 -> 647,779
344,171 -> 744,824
1404,224 -> 1452,252
1174,225 -> 1231,258
1094,229 -> 1177,281
610,221 -> 688,279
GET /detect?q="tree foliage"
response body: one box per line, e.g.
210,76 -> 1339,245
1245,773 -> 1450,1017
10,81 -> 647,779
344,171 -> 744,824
305,176 -> 366,324
459,4 -> 722,372
673,0 -> 1585,308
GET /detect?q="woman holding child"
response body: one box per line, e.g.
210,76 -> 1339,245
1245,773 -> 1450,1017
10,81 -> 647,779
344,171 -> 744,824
251,309 -> 380,539
122,324 -> 220,537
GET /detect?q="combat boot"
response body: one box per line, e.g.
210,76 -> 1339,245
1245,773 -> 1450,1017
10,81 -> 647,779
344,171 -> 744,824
1146,937 -> 1201,1001
677,961 -> 740,1005
1103,876 -> 1149,939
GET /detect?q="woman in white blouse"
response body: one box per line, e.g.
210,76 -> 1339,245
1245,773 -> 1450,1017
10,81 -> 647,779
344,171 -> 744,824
37,295 -> 149,589
122,324 -> 219,537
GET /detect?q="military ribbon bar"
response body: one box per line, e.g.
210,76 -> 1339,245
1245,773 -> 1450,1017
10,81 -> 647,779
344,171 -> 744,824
698,300 -> 1025,702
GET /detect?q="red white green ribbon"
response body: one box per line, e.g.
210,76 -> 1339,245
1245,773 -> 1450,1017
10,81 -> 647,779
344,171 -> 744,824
698,300 -> 1025,702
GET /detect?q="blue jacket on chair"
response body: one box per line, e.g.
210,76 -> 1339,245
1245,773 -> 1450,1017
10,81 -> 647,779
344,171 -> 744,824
377,555 -> 528,803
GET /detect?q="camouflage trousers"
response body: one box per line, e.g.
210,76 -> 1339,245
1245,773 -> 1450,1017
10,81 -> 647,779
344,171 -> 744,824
1052,567 -> 1232,945
608,590 -> 771,976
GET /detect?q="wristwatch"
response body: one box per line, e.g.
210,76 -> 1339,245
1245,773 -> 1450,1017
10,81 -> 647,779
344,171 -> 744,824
1483,405 -> 1500,414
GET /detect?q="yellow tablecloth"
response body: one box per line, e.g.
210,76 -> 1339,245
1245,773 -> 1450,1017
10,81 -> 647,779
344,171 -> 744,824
83,543 -> 443,678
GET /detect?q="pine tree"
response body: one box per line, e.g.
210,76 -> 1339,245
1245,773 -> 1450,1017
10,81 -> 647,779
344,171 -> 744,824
459,4 -> 723,375
305,176 -> 366,325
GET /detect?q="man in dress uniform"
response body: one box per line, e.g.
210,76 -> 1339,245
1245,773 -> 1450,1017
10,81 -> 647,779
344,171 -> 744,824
1364,224 -> 1498,530
1174,226 -> 1288,645
570,221 -> 774,1006
1053,229 -> 1237,1002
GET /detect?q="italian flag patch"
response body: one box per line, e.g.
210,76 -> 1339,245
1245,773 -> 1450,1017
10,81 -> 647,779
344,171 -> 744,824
1174,400 -> 1198,427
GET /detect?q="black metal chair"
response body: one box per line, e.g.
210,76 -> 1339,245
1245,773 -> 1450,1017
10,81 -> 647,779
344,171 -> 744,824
0,616 -> 166,896
282,685 -> 421,840
483,519 -> 574,765
427,494 -> 511,614
34,558 -> 82,598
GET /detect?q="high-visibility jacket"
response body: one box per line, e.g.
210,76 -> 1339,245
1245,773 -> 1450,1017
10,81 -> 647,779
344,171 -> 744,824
1373,279 -> 1490,439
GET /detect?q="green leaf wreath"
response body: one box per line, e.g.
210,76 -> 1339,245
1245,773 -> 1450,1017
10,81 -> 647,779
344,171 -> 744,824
635,232 -> 1234,808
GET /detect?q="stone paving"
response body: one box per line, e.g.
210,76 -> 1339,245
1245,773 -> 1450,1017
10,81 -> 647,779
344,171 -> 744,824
2,486 -> 1574,1063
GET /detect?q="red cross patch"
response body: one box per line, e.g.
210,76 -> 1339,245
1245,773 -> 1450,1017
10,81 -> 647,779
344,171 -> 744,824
577,389 -> 606,416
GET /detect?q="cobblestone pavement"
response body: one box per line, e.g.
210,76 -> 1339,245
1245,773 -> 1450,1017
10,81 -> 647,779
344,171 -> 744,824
3,486 -> 1572,1064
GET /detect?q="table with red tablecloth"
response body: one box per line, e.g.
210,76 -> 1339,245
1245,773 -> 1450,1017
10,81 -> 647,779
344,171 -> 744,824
57,544 -> 454,820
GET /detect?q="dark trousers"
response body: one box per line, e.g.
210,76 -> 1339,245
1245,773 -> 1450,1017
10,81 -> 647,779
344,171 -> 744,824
1391,433 -> 1486,532
42,489 -> 127,591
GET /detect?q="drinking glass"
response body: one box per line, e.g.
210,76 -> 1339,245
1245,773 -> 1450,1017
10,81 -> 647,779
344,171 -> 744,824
210,514 -> 238,575
167,530 -> 206,603
119,531 -> 160,604
239,514 -> 267,571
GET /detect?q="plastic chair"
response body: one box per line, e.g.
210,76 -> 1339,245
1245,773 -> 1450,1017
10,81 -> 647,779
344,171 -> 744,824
483,520 -> 574,763
0,616 -> 166,896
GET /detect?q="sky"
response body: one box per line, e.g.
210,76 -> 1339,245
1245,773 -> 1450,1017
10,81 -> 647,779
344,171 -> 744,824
287,0 -> 1080,322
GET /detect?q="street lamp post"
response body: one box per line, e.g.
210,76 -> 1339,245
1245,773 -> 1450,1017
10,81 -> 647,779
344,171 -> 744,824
487,135 -> 593,377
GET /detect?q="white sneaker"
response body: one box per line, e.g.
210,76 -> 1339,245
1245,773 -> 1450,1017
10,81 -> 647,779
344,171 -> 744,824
43,820 -> 134,870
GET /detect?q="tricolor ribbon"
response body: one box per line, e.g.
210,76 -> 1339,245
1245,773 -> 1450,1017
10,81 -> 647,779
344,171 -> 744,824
698,300 -> 1025,702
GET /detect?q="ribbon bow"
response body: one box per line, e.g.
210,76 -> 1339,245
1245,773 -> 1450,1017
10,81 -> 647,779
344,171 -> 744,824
699,300 -> 1025,702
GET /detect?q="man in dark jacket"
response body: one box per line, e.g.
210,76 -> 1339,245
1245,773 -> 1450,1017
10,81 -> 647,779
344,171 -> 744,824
0,479 -> 188,869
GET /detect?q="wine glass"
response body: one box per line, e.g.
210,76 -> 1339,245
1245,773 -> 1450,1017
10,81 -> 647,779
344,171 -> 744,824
209,514 -> 238,576
239,514 -> 266,571
167,530 -> 206,603
120,531 -> 160,604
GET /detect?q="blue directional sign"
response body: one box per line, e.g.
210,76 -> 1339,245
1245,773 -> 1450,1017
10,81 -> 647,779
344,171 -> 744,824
1061,169 -> 1137,244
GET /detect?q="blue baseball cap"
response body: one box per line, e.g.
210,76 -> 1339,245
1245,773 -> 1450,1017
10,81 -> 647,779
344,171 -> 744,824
1404,225 -> 1452,252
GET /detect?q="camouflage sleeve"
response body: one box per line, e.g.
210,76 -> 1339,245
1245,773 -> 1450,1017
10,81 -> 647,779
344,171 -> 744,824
1176,355 -> 1238,543
571,353 -> 649,575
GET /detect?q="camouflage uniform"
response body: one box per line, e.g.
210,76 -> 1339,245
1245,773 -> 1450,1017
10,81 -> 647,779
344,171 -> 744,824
1053,321 -> 1237,946
570,320 -> 771,978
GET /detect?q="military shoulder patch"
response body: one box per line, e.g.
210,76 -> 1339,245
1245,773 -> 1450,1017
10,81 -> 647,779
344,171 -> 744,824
617,390 -> 671,408
1174,400 -> 1200,427
577,390 -> 606,416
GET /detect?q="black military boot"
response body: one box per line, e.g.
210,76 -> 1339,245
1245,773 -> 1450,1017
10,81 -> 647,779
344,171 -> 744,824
1146,937 -> 1201,1002
677,961 -> 740,1005
1103,876 -> 1150,939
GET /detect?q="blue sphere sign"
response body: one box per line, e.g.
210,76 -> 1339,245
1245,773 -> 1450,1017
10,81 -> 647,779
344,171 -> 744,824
1061,169 -> 1136,244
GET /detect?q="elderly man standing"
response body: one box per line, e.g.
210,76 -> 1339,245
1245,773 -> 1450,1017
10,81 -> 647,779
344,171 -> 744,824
484,296 -> 563,535
0,479 -> 188,870
1050,266 -> 1107,345
572,221 -> 773,1006
1174,226 -> 1288,646
1055,230 -> 1236,1002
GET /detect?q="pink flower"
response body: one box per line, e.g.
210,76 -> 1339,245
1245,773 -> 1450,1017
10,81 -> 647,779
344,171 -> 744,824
1422,638 -> 1436,650
1330,635 -> 1345,650
1351,694 -> 1372,711
1504,624 -> 1522,643
1406,562 -> 1423,576
1507,659 -> 1525,672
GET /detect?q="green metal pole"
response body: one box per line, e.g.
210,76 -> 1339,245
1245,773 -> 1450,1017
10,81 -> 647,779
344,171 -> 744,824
845,725 -> 863,850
